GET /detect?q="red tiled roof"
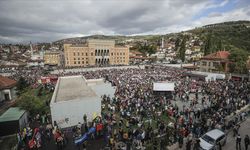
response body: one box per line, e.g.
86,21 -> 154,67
0,76 -> 17,90
183,65 -> 197,69
202,51 -> 230,60
130,51 -> 143,55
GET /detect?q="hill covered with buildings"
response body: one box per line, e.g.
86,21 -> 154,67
54,20 -> 250,54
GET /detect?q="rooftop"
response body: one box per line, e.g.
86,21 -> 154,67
202,51 -> 230,60
54,76 -> 97,102
44,51 -> 60,54
130,51 -> 143,55
0,75 -> 17,90
205,129 -> 224,139
70,44 -> 88,47
0,107 -> 26,122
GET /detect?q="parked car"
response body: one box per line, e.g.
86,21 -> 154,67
199,129 -> 227,150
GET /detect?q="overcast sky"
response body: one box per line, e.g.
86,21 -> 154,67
0,0 -> 249,43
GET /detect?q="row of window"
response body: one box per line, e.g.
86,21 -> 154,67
67,56 -> 126,61
71,52 -> 126,57
114,60 -> 126,63
113,57 -> 126,60
201,61 -> 220,67
73,57 -> 88,60
111,52 -> 126,56
95,51 -> 109,56
66,60 -> 126,65
73,52 -> 93,56
73,61 -> 88,65
95,49 -> 109,52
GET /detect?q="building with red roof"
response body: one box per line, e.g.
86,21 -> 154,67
129,51 -> 149,64
0,76 -> 17,102
199,51 -> 230,72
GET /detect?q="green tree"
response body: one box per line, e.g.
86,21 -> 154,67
175,38 -> 181,51
17,94 -> 47,116
179,37 -> 186,62
204,34 -> 213,55
16,77 -> 29,95
228,49 -> 248,74
217,39 -> 223,51
147,45 -> 157,55
138,43 -> 156,56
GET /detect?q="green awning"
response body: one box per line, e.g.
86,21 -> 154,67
0,107 -> 26,122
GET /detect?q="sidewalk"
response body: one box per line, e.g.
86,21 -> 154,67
167,105 -> 250,150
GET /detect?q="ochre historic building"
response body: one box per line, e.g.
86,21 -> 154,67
64,39 -> 129,67
44,51 -> 62,66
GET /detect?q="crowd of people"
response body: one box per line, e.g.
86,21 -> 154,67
8,67 -> 47,85
49,65 -> 250,149
12,65 -> 250,149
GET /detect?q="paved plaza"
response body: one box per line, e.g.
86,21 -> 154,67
224,117 -> 250,150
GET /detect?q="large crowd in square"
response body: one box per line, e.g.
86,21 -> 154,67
10,65 -> 250,150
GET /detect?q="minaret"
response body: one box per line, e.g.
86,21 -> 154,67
41,45 -> 45,60
30,41 -> 33,56
161,37 -> 164,49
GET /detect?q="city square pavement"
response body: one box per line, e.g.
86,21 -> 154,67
41,93 -> 209,150
171,92 -> 211,112
224,117 -> 250,150
28,120 -> 106,150
41,134 -> 106,150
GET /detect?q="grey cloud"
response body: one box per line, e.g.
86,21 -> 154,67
208,12 -> 223,18
0,0 -> 249,43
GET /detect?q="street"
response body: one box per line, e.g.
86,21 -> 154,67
224,117 -> 250,150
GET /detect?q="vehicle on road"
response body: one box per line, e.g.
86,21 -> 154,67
199,129 -> 227,150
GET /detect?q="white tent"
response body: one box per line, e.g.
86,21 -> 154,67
153,82 -> 175,92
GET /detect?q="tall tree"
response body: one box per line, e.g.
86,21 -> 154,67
16,77 -> 29,95
228,49 -> 248,74
179,37 -> 186,62
138,43 -> 156,56
217,39 -> 223,51
147,45 -> 157,55
17,94 -> 46,116
174,38 -> 181,51
204,34 -> 213,55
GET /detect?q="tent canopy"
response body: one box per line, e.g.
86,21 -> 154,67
153,82 -> 175,92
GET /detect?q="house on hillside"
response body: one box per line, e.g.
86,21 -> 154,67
0,76 -> 17,102
198,51 -> 230,72
129,51 -> 149,64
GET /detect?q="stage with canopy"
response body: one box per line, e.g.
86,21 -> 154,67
153,82 -> 175,98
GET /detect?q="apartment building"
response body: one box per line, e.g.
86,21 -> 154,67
64,39 -> 129,67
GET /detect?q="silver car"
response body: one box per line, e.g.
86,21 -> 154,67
199,129 -> 227,150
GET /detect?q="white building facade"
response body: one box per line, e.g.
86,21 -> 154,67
50,76 -> 115,128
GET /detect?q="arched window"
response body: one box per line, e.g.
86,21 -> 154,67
101,49 -> 103,56
104,50 -> 106,56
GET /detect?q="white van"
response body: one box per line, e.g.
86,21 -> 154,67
199,129 -> 227,150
